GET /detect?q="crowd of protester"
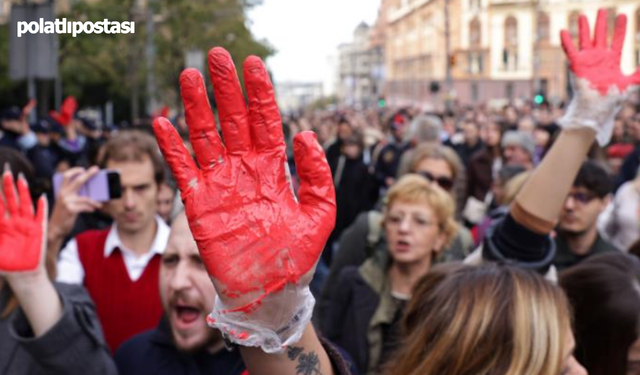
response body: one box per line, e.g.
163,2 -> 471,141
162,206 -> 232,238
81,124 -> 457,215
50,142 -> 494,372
2,8 -> 640,375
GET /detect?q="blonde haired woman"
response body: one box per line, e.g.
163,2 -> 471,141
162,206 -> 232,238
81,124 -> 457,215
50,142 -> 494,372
321,174 -> 458,374
387,263 -> 586,375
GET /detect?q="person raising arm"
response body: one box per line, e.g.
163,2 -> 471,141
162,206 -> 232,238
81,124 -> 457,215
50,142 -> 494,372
152,47 -> 341,375
0,166 -> 117,375
480,9 -> 640,275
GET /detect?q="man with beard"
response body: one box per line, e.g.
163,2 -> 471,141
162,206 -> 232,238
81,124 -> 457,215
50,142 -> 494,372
114,211 -> 248,375
553,161 -> 618,271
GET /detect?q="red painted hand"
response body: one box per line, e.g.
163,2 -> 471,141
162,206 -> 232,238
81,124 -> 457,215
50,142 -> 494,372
560,9 -> 640,95
0,170 -> 47,275
153,47 -> 336,313
49,96 -> 78,127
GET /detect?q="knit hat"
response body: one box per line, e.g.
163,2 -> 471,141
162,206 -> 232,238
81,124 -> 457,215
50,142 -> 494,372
501,130 -> 535,158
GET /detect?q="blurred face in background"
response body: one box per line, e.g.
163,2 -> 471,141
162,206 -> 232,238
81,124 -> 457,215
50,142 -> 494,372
505,107 -> 518,124
613,119 -> 625,141
484,122 -> 502,148
157,183 -> 176,223
414,158 -> 455,194
463,122 -> 480,145
503,145 -> 532,167
628,116 -> 640,142
343,141 -> 362,160
35,132 -> 51,146
337,121 -> 353,141
392,122 -> 407,141
517,117 -> 535,135
559,187 -> 609,235
534,127 -> 550,148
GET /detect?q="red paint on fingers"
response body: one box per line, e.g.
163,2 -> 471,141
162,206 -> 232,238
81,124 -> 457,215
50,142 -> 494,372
0,174 -> 45,273
154,49 -> 337,315
180,69 -> 225,168
562,11 -> 640,95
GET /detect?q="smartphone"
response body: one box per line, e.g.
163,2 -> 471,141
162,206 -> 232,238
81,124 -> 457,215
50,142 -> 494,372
53,170 -> 122,202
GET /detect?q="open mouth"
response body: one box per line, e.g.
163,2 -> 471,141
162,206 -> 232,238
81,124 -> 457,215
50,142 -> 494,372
396,240 -> 411,252
174,305 -> 201,326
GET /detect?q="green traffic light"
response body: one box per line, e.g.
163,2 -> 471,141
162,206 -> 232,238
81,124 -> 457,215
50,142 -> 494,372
534,95 -> 544,105
378,99 -> 386,108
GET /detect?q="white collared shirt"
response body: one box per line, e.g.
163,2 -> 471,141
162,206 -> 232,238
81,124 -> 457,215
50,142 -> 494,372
56,216 -> 170,284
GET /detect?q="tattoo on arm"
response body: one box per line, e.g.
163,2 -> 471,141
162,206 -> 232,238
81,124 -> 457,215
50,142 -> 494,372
286,346 -> 322,375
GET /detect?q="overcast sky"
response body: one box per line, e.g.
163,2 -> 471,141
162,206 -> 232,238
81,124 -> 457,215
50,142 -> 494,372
248,0 -> 380,88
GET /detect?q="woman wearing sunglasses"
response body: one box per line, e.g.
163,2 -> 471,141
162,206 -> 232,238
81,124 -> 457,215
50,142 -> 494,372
316,144 -> 473,333
404,143 -> 476,262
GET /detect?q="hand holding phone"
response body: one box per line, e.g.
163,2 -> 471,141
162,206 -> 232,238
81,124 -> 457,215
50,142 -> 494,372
53,169 -> 122,202
48,167 -> 119,243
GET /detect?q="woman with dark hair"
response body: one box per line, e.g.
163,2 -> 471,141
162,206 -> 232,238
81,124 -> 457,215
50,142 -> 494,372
560,252 -> 640,375
464,120 -> 506,225
467,120 -> 505,202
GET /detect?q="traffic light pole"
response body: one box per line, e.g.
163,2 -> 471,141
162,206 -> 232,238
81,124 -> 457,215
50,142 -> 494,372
532,0 -> 541,102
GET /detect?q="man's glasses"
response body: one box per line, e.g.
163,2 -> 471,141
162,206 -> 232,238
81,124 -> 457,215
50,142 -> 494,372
566,192 -> 597,205
417,171 -> 454,191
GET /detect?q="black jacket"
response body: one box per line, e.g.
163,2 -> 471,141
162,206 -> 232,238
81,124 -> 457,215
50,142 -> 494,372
116,317 -> 355,375
0,283 -> 117,375
115,317 -> 246,375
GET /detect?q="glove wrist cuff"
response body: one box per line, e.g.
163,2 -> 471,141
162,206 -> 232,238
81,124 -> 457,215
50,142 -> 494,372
207,284 -> 314,354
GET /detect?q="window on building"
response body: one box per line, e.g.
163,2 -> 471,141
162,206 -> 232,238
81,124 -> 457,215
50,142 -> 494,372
504,16 -> 518,71
538,12 -> 550,43
470,17 -> 481,48
468,52 -> 483,75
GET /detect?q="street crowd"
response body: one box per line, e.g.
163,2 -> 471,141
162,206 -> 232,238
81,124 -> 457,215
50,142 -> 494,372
1,8 -> 640,375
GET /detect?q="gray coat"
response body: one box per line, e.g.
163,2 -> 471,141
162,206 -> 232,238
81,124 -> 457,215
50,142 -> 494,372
0,282 -> 118,375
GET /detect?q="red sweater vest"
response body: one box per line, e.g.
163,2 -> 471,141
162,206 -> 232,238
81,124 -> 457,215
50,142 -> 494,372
76,229 -> 163,352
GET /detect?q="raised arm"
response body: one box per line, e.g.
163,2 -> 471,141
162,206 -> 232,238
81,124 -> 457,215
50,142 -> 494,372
0,168 -> 117,374
483,9 -> 640,271
1,169 -> 59,336
514,9 -> 640,230
152,47 -> 338,374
